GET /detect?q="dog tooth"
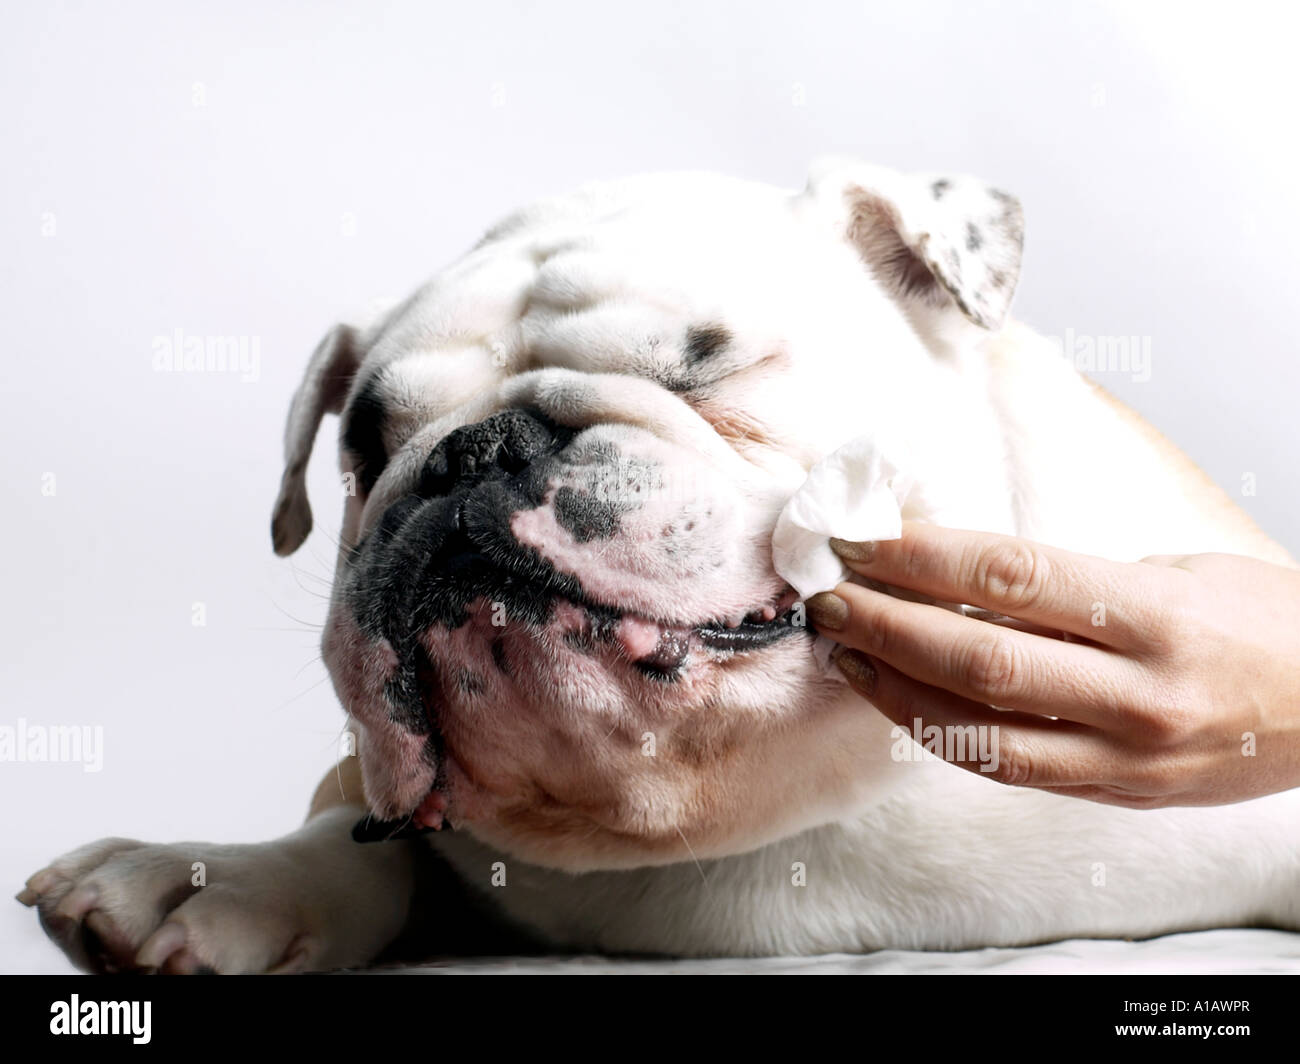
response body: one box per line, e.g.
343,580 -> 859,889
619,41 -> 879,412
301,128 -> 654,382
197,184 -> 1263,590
615,615 -> 662,659
415,788 -> 449,830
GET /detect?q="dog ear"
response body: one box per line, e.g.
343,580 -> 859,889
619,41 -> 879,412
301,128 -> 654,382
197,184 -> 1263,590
800,157 -> 1024,330
271,323 -> 365,556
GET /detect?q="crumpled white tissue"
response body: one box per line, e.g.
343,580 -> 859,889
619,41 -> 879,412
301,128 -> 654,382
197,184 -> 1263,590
773,436 -> 915,602
772,431 -> 937,671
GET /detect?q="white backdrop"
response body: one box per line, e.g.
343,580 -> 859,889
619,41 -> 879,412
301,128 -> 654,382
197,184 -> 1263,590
3,0 -> 1298,972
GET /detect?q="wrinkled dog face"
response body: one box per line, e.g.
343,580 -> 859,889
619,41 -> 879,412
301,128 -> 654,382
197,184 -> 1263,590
271,160 -> 1023,870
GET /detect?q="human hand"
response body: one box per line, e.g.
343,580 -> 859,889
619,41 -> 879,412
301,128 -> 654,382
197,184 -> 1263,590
804,523 -> 1300,807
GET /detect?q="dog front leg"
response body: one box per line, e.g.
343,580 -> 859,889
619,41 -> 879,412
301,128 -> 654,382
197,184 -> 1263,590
20,758 -> 418,973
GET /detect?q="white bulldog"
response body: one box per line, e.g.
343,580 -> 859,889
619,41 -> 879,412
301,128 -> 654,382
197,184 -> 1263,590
21,159 -> 1300,972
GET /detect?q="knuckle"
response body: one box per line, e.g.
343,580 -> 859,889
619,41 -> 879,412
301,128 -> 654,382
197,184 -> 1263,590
986,735 -> 1037,788
861,603 -> 899,659
896,534 -> 931,583
961,635 -> 1023,702
1138,573 -> 1205,656
1137,701 -> 1200,747
1121,673 -> 1202,746
975,541 -> 1050,612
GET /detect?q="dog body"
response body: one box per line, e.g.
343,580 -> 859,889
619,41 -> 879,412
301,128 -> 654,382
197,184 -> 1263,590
25,161 -> 1300,971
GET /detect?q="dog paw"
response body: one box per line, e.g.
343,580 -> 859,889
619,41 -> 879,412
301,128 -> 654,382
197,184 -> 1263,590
18,813 -> 414,973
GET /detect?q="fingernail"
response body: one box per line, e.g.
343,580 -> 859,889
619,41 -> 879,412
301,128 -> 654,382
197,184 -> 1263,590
805,591 -> 849,631
830,538 -> 876,562
835,649 -> 878,695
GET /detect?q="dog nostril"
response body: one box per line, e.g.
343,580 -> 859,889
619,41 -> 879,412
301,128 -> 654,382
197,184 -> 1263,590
497,444 -> 532,476
417,448 -> 453,498
416,406 -> 573,498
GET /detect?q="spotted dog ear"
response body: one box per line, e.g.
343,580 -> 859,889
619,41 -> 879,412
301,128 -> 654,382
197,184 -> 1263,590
271,323 -> 365,556
801,157 -> 1024,330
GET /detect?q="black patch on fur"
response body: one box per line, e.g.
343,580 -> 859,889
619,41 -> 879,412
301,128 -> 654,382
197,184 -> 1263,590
966,222 -> 983,252
554,484 -> 620,542
382,642 -> 440,736
341,373 -> 390,494
683,323 -> 731,365
931,178 -> 951,200
656,370 -> 695,394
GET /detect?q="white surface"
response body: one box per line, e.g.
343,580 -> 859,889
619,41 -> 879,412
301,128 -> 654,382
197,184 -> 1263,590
389,930 -> 1300,975
4,1 -> 1300,973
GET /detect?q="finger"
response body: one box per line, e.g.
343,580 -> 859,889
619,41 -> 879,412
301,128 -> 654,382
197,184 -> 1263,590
830,522 -> 1162,648
1036,785 -> 1170,809
834,649 -> 1113,788
812,581 -> 1149,730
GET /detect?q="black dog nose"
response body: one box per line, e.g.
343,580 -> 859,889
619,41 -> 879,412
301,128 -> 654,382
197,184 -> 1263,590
416,407 -> 574,499
348,407 -> 587,732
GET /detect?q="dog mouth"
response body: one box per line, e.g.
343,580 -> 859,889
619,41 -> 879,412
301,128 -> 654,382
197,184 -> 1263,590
443,536 -> 805,681
349,486 -> 806,678
347,575 -> 804,843
603,589 -> 804,680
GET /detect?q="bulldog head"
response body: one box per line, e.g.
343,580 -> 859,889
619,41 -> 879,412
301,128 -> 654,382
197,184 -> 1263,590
271,159 -> 1024,871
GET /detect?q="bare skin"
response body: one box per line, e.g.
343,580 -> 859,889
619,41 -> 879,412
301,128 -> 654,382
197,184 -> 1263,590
805,522 -> 1300,808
